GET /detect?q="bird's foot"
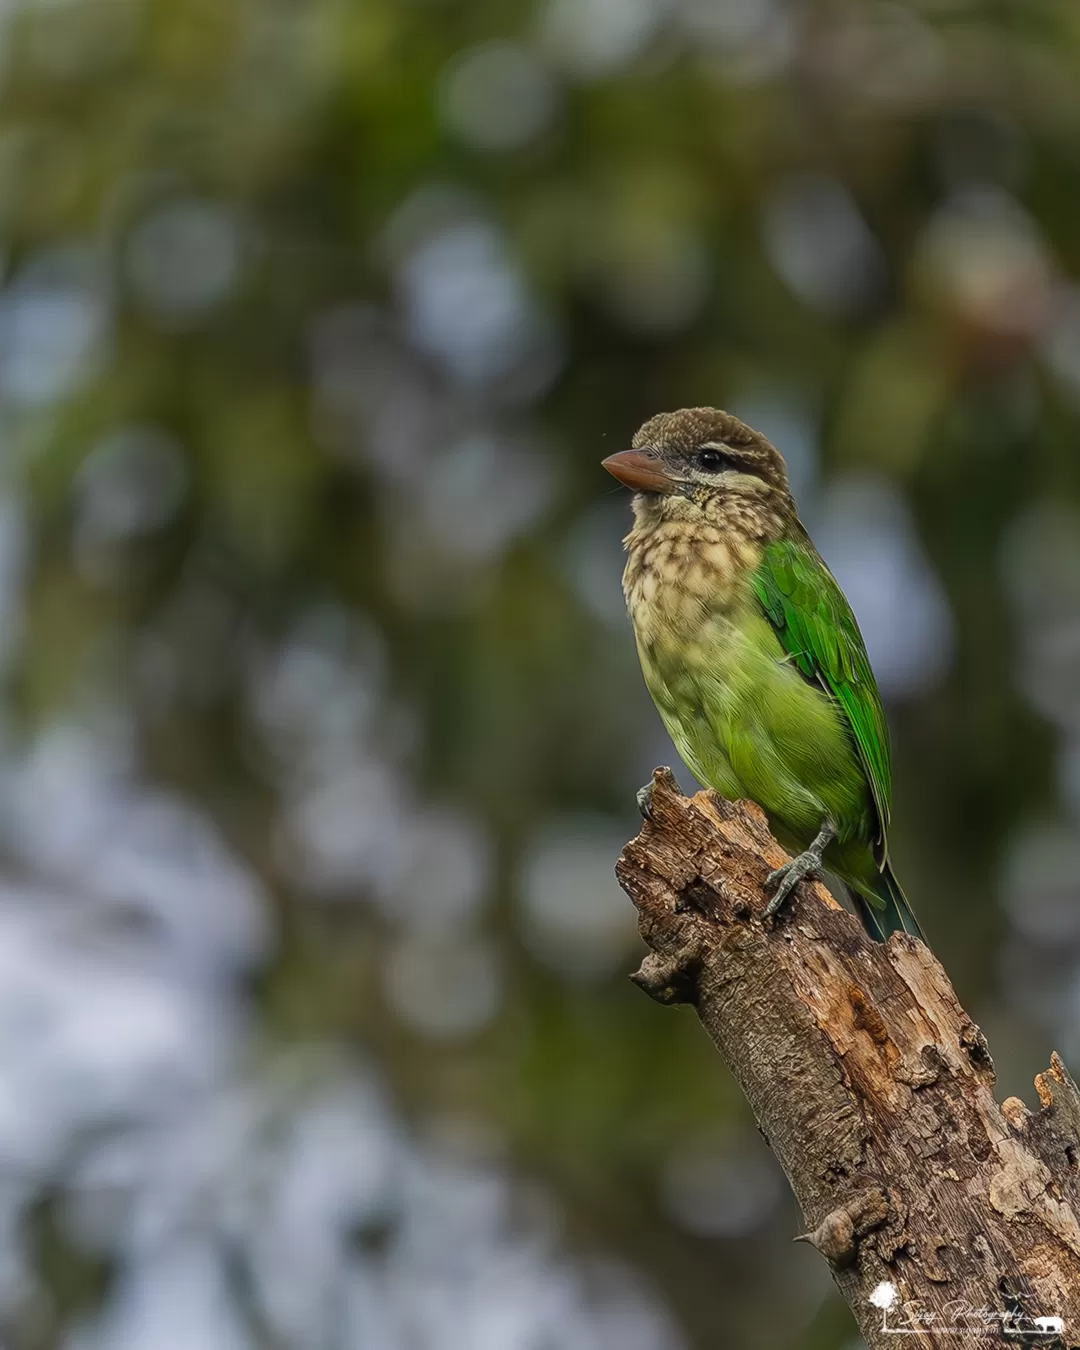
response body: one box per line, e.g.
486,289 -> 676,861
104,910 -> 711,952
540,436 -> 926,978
762,823 -> 835,920
636,782 -> 655,820
763,853 -> 822,918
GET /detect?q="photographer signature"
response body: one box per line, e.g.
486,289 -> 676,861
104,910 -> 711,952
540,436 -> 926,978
870,1282 -> 1065,1338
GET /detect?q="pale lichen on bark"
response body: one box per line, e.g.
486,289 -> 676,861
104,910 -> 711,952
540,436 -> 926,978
617,768 -> 1080,1349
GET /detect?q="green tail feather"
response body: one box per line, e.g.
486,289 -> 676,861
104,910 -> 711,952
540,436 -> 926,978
848,865 -> 925,943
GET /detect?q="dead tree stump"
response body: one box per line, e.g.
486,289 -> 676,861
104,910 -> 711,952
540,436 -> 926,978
616,768 -> 1080,1348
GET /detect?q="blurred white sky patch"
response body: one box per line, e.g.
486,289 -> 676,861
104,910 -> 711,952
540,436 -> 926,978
1000,819 -> 1080,947
281,758 -> 416,895
520,815 -> 641,980
0,719 -> 683,1349
0,488 -> 25,673
388,806 -> 493,933
660,1130 -> 783,1239
307,303 -> 433,478
676,0 -> 771,48
73,1244 -> 253,1350
438,42 -> 560,153
61,1049 -> 686,1350
73,427 -> 188,583
380,436 -> 562,610
562,499 -> 634,629
1040,282 -> 1080,405
408,428 -> 559,567
0,721 -> 270,980
811,474 -> 954,699
395,211 -> 561,394
913,187 -> 1053,341
249,600 -> 485,920
384,932 -> 503,1040
1059,736 -> 1080,821
0,243 -> 110,405
762,173 -> 887,318
538,0 -> 668,79
0,879 -> 230,1178
1000,500 -> 1080,734
258,607 -> 493,927
813,1 -> 944,109
279,755 -> 493,928
248,602 -> 396,776
75,428 -> 188,542
125,198 -> 244,327
675,0 -> 794,84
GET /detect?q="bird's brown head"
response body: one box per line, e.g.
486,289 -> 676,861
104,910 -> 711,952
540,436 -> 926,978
602,408 -> 792,525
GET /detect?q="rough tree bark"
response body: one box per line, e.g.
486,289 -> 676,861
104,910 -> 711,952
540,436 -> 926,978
617,768 -> 1080,1349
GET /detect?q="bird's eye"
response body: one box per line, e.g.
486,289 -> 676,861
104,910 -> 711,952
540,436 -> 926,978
696,448 -> 731,472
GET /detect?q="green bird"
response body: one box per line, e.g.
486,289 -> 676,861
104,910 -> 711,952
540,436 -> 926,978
603,407 -> 923,942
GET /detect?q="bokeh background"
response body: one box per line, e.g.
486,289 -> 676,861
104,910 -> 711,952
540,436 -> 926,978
1,0 -> 1079,1347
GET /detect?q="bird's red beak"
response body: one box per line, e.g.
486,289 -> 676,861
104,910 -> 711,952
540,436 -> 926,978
601,450 -> 675,493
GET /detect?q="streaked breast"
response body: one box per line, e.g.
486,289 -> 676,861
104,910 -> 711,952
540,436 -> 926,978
623,520 -> 761,653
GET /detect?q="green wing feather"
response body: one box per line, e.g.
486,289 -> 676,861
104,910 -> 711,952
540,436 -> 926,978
751,534 -> 892,864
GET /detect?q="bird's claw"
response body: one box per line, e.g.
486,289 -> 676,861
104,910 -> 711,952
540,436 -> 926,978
763,851 -> 823,919
762,821 -> 836,920
636,782 -> 655,821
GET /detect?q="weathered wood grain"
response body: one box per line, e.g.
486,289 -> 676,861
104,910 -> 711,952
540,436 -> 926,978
617,768 -> 1080,1348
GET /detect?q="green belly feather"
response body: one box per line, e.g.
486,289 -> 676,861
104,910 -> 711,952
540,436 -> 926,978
636,598 -> 879,892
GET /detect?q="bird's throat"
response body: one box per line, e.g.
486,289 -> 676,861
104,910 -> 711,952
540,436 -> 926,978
621,487 -> 789,646
622,515 -> 761,645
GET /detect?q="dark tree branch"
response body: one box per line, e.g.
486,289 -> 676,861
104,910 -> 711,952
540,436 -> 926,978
617,769 -> 1080,1349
